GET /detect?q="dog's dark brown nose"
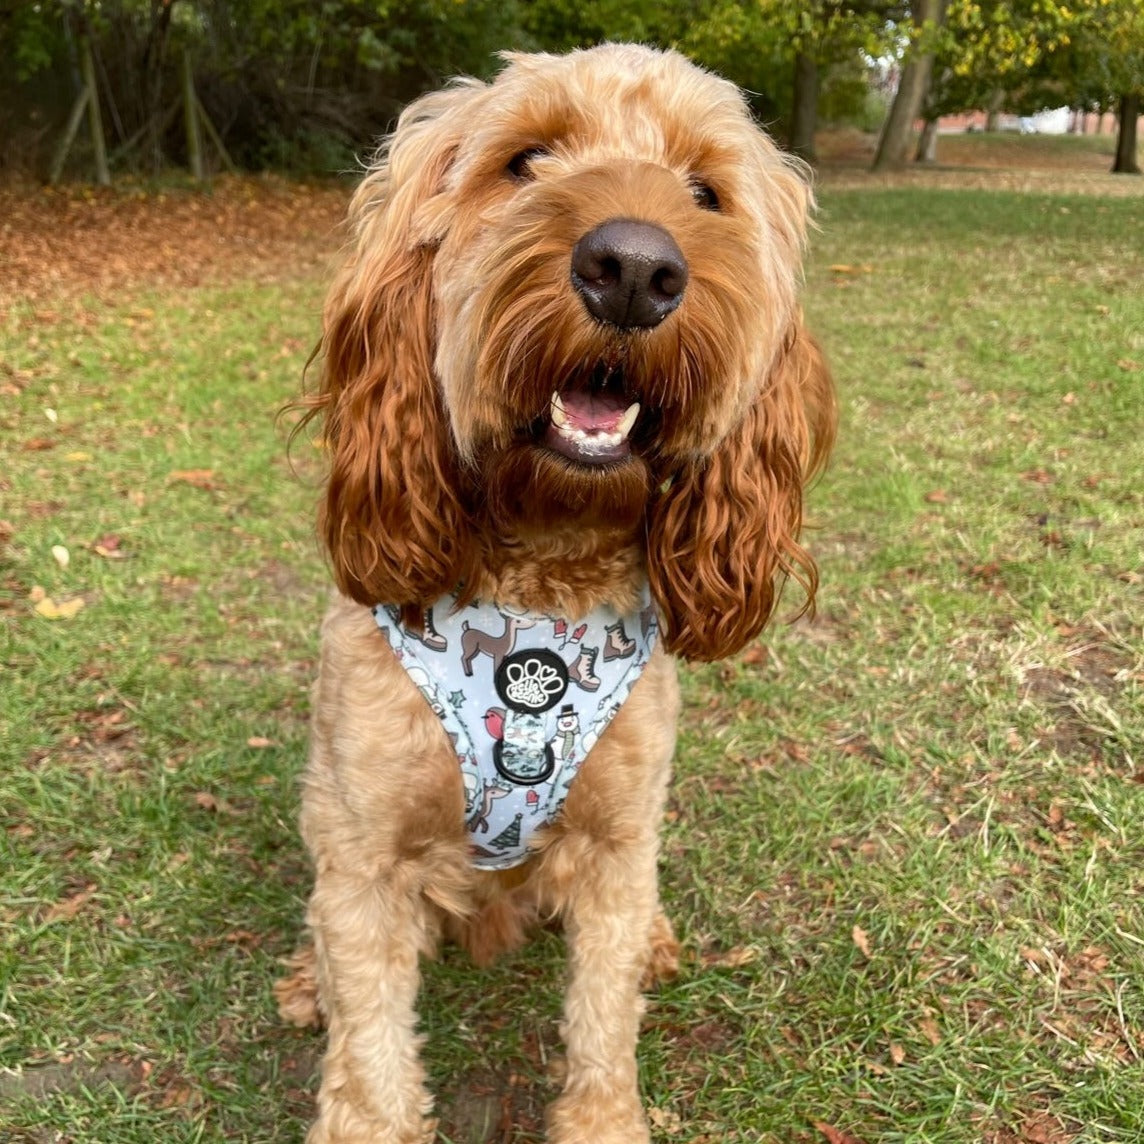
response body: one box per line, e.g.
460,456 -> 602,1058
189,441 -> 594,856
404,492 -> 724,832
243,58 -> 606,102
571,219 -> 688,330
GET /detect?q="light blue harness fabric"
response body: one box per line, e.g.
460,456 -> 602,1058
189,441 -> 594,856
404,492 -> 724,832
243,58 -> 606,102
373,589 -> 659,870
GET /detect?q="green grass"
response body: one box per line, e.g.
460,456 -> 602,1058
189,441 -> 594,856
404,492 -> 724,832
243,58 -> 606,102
2,185 -> 1142,1143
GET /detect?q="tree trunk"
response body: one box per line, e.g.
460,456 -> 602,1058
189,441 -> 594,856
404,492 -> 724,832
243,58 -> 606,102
789,51 -> 819,164
142,0 -> 177,171
872,0 -> 948,171
915,117 -> 939,162
985,89 -> 1004,132
1112,93 -> 1141,174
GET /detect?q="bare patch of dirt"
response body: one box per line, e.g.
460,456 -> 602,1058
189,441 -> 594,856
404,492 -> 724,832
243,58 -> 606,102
253,557 -> 310,596
1020,628 -> 1136,762
0,1057 -> 141,1103
981,1111 -> 1083,1144
435,1067 -> 547,1143
57,702 -> 142,773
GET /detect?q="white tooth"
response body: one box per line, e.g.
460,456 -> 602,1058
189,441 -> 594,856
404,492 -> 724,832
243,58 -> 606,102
550,393 -> 568,428
616,402 -> 640,439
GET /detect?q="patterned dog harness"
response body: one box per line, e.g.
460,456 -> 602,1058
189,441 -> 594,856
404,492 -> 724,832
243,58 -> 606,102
373,589 -> 658,870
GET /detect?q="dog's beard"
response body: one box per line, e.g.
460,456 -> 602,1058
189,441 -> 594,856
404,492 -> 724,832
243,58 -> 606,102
476,442 -> 651,537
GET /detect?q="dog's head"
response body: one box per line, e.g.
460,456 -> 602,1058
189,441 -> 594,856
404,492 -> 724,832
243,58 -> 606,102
308,44 -> 835,661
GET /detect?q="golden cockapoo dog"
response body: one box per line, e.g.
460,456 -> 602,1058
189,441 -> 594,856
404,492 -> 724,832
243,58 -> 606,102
275,43 -> 835,1144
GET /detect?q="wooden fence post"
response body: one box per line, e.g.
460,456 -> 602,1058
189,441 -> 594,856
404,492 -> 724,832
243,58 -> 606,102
195,95 -> 238,174
182,49 -> 205,181
79,31 -> 110,185
49,88 -> 90,185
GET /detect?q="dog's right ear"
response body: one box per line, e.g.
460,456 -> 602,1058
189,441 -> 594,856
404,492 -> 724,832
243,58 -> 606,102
299,85 -> 482,615
648,322 -> 836,662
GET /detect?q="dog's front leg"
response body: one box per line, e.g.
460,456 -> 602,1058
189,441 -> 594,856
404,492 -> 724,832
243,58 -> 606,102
545,830 -> 660,1144
305,868 -> 434,1144
544,650 -> 677,1143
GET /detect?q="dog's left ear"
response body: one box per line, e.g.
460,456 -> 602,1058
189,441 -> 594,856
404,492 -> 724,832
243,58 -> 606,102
304,84 -> 483,616
648,322 -> 837,662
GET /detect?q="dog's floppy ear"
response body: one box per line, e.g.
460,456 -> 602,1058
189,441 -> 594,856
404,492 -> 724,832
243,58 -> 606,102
648,322 -> 836,662
302,85 -> 482,615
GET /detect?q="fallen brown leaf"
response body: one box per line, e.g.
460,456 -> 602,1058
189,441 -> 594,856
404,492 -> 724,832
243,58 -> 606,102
34,595 -> 85,619
919,1016 -> 942,1045
168,469 -> 220,490
647,1106 -> 683,1133
814,1123 -> 868,1144
852,925 -> 873,959
44,884 -> 96,922
193,791 -> 232,814
698,945 -> 758,970
1021,1112 -> 1076,1144
92,533 -> 126,558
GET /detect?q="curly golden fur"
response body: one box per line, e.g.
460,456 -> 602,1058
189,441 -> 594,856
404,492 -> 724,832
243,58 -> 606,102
277,43 -> 836,1143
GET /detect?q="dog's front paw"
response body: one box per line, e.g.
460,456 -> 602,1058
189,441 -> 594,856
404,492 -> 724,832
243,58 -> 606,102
275,943 -> 326,1028
307,1080 -> 434,1144
546,1088 -> 649,1144
306,1110 -> 435,1144
641,908 -> 680,989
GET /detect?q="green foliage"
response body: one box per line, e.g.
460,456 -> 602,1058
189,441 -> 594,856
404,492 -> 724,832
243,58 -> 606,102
2,0 -> 901,175
9,0 -> 1133,178
3,1 -> 70,81
1046,0 -> 1144,104
518,0 -> 682,50
927,0 -> 1144,120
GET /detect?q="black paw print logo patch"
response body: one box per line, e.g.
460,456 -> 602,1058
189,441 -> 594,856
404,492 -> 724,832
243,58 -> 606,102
495,650 -> 569,713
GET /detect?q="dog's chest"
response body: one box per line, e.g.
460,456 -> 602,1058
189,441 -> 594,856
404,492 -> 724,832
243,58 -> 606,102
373,592 -> 659,869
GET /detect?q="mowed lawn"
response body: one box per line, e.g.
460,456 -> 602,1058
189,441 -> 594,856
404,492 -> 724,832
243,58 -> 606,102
1,176 -> 1142,1143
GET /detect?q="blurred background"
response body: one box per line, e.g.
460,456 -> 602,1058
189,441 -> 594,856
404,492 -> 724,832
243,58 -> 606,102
1,0 -> 1140,182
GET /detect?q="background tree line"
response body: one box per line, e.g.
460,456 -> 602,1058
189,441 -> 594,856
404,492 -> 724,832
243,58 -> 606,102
1,0 -> 1140,182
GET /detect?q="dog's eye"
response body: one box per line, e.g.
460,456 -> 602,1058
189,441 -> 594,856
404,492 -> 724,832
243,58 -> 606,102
506,147 -> 549,181
689,179 -> 720,211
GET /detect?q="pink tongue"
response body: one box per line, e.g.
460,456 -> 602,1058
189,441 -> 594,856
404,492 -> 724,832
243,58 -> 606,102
560,389 -> 626,431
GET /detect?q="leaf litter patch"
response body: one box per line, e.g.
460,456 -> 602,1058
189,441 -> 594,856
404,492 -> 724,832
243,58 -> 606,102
0,176 -> 349,318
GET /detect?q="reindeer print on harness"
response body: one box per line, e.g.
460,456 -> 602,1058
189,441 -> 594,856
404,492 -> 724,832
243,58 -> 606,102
373,590 -> 658,870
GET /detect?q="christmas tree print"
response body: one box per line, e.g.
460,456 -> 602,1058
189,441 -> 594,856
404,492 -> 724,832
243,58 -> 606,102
490,812 -> 523,851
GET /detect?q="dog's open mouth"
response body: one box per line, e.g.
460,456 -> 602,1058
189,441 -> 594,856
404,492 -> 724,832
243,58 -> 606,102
541,365 -> 640,466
